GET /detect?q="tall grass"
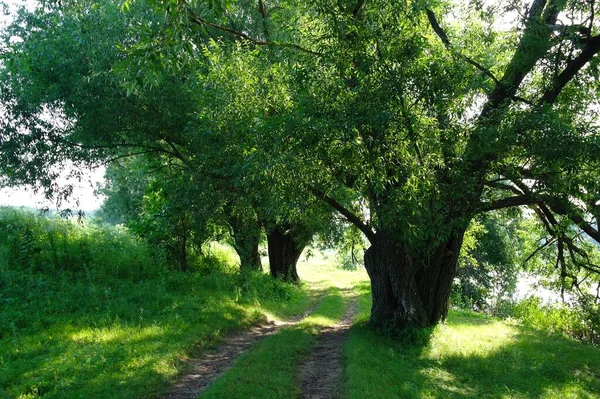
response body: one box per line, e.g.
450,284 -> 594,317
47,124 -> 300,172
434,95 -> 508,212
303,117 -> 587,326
500,296 -> 600,346
0,207 -> 309,399
0,207 -> 165,279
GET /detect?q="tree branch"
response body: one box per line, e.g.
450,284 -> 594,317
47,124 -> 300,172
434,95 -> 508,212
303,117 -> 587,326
352,0 -> 366,17
426,8 -> 536,107
185,6 -> 321,56
539,35 -> 600,104
484,180 -> 525,196
426,9 -> 500,85
478,194 -> 539,212
310,187 -> 375,242
523,237 -> 557,263
480,0 -> 560,115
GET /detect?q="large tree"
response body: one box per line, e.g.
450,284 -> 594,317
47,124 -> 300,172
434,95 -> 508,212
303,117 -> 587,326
164,0 -> 600,329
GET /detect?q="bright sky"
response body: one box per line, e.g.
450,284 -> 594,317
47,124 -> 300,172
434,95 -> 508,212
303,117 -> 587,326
0,0 -> 106,210
0,166 -> 106,210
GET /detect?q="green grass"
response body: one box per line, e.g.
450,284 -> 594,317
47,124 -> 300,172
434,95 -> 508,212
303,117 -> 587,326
0,267 -> 315,399
200,254 -> 366,399
343,282 -> 600,399
0,209 -> 317,399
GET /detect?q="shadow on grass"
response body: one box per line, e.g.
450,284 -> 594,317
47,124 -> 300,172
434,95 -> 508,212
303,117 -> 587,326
0,269 -> 313,399
1,301 -> 256,399
345,311 -> 600,398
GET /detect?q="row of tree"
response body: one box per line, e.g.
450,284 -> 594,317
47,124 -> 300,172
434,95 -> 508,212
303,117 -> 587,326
1,0 -> 600,330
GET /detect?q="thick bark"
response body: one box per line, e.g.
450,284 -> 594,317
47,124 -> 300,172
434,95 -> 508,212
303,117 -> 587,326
266,223 -> 306,282
364,229 -> 465,330
229,216 -> 262,272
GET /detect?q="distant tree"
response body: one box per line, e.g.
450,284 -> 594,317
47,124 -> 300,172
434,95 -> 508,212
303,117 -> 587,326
454,213 -> 520,311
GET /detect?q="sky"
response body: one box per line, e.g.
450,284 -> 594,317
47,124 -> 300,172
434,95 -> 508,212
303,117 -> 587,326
0,0 -> 106,210
0,167 -> 106,210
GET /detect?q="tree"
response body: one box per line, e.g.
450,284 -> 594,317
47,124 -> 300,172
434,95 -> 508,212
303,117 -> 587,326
0,0 -> 330,279
163,0 -> 600,329
454,213 -> 520,311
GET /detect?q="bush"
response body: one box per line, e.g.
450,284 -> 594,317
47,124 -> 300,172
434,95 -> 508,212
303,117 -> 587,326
499,295 -> 600,346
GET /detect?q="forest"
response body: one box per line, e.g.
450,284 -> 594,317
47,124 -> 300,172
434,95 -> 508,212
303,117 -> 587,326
1,0 -> 600,397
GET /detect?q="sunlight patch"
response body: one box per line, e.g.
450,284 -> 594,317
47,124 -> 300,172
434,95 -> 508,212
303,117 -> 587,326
420,367 -> 478,396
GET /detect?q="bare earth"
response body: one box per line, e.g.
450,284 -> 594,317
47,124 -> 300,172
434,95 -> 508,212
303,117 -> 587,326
298,300 -> 358,399
158,300 -> 322,399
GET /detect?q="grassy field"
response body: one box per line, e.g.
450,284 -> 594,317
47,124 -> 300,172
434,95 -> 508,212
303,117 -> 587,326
0,263 -> 317,399
2,210 -> 599,399
343,282 -> 600,399
0,209 -> 318,399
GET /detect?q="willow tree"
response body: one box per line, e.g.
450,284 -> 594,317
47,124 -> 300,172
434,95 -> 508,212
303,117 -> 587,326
0,0 -> 332,279
163,0 -> 600,329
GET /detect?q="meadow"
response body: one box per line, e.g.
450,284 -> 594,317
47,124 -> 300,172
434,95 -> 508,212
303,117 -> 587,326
1,208 -> 599,399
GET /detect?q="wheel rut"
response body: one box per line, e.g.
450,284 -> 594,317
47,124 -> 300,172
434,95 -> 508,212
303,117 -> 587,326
158,297 -> 323,399
297,299 -> 358,399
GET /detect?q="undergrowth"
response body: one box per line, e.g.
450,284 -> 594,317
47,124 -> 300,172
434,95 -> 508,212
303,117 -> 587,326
499,296 -> 600,347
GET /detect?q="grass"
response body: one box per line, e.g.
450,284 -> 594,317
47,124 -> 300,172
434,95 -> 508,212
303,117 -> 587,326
201,259 -> 364,399
0,267 -> 315,399
0,209 -> 317,399
343,282 -> 600,399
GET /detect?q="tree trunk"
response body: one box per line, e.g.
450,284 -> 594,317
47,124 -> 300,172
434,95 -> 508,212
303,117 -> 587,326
266,223 -> 306,282
232,232 -> 262,272
364,229 -> 465,330
229,216 -> 263,272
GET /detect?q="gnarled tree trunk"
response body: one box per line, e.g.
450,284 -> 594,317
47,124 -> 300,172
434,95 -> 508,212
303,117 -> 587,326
364,228 -> 465,329
266,223 -> 307,282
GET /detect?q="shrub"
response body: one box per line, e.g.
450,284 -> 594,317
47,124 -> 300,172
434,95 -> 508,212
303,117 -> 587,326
500,295 -> 600,346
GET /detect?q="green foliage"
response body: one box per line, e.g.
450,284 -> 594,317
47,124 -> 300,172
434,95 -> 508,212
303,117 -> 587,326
335,225 -> 366,271
97,157 -> 229,271
453,213 -> 520,311
500,296 -> 600,347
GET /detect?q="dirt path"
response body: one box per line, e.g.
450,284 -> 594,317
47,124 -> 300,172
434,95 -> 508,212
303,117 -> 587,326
297,300 -> 358,399
158,298 -> 323,399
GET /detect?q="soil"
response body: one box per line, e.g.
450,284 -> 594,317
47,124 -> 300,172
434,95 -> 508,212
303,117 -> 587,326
158,299 -> 323,399
297,300 -> 359,399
